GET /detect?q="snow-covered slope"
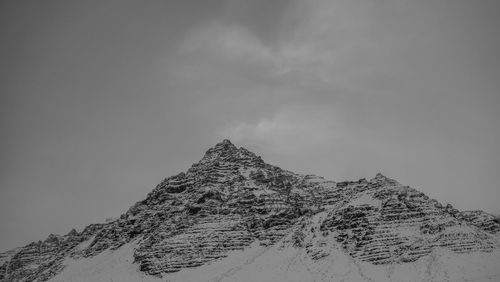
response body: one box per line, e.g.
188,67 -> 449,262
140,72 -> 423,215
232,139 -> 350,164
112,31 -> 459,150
48,233 -> 500,282
44,229 -> 500,282
2,140 -> 499,281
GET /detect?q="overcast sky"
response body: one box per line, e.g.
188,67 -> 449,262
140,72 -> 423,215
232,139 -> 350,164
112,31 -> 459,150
1,0 -> 499,252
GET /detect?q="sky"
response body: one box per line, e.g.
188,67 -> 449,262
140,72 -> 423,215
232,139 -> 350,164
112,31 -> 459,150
1,0 -> 499,252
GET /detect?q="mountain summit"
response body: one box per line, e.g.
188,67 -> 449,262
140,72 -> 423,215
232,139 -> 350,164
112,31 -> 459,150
1,140 -> 499,281
197,139 -> 262,166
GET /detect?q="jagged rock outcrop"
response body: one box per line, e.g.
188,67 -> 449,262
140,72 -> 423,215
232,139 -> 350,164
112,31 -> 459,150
1,140 -> 499,281
318,174 -> 497,265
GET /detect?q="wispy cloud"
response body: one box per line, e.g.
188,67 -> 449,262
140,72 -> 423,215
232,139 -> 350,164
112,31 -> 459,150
178,22 -> 278,67
222,106 -> 341,154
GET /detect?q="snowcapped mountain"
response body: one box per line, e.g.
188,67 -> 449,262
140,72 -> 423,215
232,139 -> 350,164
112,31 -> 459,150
1,140 -> 499,281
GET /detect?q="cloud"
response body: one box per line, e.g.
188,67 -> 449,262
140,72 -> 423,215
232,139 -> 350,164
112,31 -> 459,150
222,106 -> 341,154
172,2 -> 392,93
178,22 -> 276,65
174,20 -> 355,151
173,20 -> 332,85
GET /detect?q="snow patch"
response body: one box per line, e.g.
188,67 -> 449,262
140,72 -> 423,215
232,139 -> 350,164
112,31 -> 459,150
348,192 -> 382,209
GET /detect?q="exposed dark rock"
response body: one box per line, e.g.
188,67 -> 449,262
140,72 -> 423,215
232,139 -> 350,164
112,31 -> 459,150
1,140 -> 499,281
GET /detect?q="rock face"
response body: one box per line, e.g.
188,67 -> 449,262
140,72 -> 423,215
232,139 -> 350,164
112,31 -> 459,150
318,174 -> 497,265
1,140 -> 499,281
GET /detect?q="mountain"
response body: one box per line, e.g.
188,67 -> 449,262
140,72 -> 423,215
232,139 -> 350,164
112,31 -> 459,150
1,139 -> 499,282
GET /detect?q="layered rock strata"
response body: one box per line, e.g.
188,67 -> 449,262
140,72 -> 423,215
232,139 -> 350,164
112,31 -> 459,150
1,140 -> 498,281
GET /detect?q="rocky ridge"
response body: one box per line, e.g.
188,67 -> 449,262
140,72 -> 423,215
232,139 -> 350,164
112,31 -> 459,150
1,139 -> 499,281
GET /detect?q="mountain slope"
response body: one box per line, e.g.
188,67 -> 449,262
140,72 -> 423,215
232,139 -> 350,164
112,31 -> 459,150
1,140 -> 499,281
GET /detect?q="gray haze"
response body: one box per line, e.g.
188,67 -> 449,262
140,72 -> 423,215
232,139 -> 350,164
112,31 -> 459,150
1,0 -> 499,252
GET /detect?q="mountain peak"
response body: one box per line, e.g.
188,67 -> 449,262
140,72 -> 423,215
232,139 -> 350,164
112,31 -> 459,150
204,139 -> 238,159
197,139 -> 261,166
219,138 -> 233,145
214,138 -> 236,149
2,141 -> 500,281
372,172 -> 391,181
369,173 -> 399,186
